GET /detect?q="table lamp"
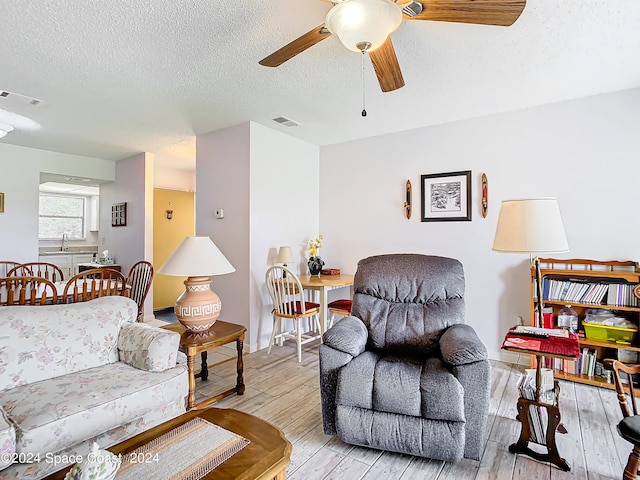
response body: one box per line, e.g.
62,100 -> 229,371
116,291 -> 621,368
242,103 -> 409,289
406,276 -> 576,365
158,236 -> 235,331
276,246 -> 294,268
493,198 -> 569,400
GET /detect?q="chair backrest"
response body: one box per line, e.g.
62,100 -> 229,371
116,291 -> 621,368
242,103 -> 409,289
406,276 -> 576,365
0,276 -> 59,306
0,261 -> 23,277
604,359 -> 640,418
351,254 -> 466,355
265,265 -> 312,317
9,262 -> 64,282
62,268 -> 127,303
126,261 -> 154,320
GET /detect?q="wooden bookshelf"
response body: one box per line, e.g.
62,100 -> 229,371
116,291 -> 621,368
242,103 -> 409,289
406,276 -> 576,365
531,258 -> 640,387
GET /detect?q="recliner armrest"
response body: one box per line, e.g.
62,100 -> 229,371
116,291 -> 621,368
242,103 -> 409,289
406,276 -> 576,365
439,324 -> 488,366
118,323 -> 180,372
322,316 -> 369,358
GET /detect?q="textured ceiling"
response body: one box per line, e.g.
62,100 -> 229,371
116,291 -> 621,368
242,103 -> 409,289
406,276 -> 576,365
1,0 -> 639,171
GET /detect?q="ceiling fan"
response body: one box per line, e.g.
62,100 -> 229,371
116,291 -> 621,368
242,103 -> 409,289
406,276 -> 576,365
259,0 -> 526,93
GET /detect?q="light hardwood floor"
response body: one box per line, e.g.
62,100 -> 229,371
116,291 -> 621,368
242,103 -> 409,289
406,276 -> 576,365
193,340 -> 629,480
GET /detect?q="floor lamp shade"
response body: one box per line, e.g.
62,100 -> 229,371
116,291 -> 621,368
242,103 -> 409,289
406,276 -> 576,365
492,198 -> 569,254
158,236 -> 235,331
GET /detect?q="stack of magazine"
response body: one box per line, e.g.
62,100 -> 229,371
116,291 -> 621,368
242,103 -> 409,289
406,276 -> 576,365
517,368 -> 556,445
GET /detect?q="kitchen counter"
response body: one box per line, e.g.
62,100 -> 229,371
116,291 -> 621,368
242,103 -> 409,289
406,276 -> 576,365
39,250 -> 98,256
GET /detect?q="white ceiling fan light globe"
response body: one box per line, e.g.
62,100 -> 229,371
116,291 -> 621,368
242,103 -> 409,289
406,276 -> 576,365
325,0 -> 403,52
0,122 -> 14,139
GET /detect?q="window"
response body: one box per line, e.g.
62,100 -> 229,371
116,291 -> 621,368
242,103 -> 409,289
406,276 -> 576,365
39,193 -> 86,240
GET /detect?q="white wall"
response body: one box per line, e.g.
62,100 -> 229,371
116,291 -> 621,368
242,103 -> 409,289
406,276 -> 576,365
154,165 -> 195,192
249,122 -> 320,350
196,121 -> 320,351
0,143 -> 115,262
196,123 -> 251,339
99,152 -> 155,318
320,88 -> 640,362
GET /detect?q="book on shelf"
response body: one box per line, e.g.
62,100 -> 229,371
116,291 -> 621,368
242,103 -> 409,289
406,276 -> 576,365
542,278 -> 638,307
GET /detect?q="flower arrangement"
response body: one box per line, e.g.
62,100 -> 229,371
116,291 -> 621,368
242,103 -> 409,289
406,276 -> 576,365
307,234 -> 325,275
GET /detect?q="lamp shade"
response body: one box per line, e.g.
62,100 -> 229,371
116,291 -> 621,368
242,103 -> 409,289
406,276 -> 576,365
492,198 -> 569,254
158,236 -> 235,276
325,0 -> 402,52
276,246 -> 294,264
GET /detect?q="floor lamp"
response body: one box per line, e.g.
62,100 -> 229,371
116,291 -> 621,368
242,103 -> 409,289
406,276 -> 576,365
493,198 -> 569,400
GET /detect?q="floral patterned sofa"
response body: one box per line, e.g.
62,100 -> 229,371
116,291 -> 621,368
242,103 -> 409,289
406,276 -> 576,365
0,296 -> 188,479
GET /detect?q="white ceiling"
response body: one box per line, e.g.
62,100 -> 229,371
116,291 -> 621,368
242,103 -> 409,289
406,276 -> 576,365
1,1 -> 639,172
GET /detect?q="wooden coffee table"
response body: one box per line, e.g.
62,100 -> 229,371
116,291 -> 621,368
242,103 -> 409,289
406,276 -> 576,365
44,408 -> 292,480
163,320 -> 247,410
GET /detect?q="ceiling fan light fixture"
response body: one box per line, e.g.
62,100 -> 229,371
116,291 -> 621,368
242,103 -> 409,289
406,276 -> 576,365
0,122 -> 14,139
325,0 -> 402,53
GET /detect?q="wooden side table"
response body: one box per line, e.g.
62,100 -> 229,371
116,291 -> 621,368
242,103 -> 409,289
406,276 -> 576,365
163,320 -> 247,410
502,331 -> 580,471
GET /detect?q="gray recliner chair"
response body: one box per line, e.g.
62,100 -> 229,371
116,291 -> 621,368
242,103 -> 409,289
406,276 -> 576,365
319,254 -> 490,462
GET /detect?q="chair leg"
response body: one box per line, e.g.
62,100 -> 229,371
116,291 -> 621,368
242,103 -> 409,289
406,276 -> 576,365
296,319 -> 302,363
624,445 -> 640,480
267,316 -> 278,355
316,314 -> 323,343
328,312 -> 335,330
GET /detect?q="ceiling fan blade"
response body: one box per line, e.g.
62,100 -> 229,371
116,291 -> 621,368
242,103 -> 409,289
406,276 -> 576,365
408,0 -> 526,26
369,37 -> 405,93
259,25 -> 332,67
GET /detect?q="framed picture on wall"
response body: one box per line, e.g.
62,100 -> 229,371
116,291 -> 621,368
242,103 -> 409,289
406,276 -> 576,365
111,202 -> 127,227
0,192 -> 4,213
420,170 -> 472,222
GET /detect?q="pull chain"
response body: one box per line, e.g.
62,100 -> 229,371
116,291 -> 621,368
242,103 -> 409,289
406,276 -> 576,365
361,49 -> 367,117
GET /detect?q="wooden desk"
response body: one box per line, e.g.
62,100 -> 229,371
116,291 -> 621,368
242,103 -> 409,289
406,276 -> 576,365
298,274 -> 354,334
163,321 -> 247,410
44,408 -> 292,480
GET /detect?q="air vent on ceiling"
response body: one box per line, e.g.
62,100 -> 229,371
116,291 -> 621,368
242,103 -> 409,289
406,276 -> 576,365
272,116 -> 300,127
65,177 -> 92,183
0,89 -> 42,106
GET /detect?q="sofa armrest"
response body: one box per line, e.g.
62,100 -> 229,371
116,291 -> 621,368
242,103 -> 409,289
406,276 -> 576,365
0,406 -> 16,471
118,323 -> 181,372
322,316 -> 369,357
439,324 -> 488,366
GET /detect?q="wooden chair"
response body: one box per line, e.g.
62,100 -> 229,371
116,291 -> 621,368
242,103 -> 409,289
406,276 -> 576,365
604,358 -> 640,480
126,261 -> 154,321
62,268 -> 127,303
0,276 -> 59,305
0,261 -> 24,277
265,265 -> 321,362
327,298 -> 352,329
8,262 -> 64,282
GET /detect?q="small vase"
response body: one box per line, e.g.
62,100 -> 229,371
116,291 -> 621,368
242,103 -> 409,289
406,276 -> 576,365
308,256 -> 324,276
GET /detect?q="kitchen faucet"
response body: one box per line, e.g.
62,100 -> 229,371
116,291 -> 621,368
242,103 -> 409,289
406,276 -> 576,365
61,232 -> 69,252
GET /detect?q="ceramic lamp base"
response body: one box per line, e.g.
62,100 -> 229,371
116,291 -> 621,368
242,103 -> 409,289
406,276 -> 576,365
174,276 -> 221,331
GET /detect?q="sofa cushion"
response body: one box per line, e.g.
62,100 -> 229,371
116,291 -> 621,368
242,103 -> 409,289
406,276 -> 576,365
336,352 -> 465,422
0,361 -> 187,456
0,296 -> 138,391
0,408 -> 16,469
0,398 -> 186,480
